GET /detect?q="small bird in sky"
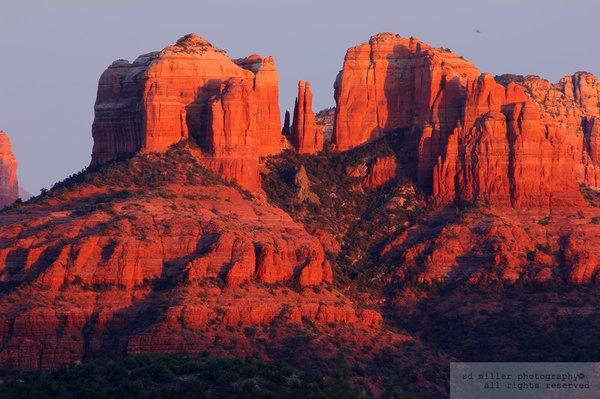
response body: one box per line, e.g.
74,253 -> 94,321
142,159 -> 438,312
476,29 -> 482,34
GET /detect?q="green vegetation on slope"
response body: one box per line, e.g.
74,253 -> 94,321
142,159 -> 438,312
262,130 -> 425,291
401,287 -> 600,363
0,354 -> 365,399
6,141 -> 252,209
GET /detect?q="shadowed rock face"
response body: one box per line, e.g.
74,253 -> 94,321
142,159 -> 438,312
91,33 -> 283,190
0,131 -> 18,208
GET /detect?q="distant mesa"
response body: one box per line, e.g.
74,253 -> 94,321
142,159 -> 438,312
316,107 -> 335,143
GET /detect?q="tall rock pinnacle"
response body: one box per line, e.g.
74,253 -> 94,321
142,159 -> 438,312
291,81 -> 323,154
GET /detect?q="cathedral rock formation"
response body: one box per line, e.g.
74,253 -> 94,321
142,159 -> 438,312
91,33 -> 284,190
332,33 -> 480,152
333,33 -> 600,210
0,131 -> 18,208
291,81 -> 323,154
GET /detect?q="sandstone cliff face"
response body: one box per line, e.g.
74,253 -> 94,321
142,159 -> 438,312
431,74 -> 585,209
0,131 -> 18,208
333,33 -> 600,210
333,33 -> 480,152
234,55 -> 283,156
497,72 -> 600,191
91,34 -> 284,190
291,81 -> 323,154
207,78 -> 260,190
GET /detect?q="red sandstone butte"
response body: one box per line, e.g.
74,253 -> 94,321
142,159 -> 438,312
0,131 -> 18,208
91,33 -> 284,190
333,33 -> 600,210
291,81 -> 323,154
333,33 -> 480,152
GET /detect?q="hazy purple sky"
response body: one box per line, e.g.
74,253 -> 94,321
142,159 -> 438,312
1,0 -> 599,194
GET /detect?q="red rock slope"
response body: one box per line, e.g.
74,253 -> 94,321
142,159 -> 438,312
0,144 -> 385,371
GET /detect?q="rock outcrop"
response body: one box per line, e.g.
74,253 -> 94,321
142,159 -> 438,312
291,81 -> 323,154
233,54 -> 283,156
431,74 -> 585,209
91,33 -> 284,190
497,72 -> 600,191
333,33 -> 480,152
0,131 -> 18,208
333,33 -> 600,210
383,207 -> 600,286
362,156 -> 397,189
207,78 -> 261,190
